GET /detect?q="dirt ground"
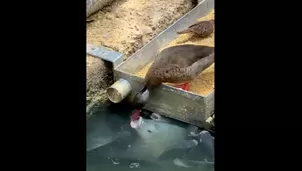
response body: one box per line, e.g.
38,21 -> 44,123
86,0 -> 197,116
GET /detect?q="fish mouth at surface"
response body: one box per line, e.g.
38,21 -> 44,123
131,109 -> 141,120
130,120 -> 139,129
130,109 -> 141,128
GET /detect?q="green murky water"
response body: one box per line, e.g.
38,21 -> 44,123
86,103 -> 214,171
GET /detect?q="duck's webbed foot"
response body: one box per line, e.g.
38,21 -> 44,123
183,83 -> 191,91
174,83 -> 191,91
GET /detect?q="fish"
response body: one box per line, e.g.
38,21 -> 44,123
129,112 -> 199,159
190,130 -> 214,158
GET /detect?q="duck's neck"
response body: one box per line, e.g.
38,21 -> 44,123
132,84 -> 150,108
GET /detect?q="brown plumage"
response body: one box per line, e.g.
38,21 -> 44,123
177,19 -> 214,38
133,44 -> 214,107
145,44 -> 214,87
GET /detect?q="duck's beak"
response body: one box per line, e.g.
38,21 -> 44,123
132,85 -> 150,107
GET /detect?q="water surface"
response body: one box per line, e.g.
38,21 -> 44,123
86,103 -> 214,171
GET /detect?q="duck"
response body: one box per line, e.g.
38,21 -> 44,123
132,44 -> 214,107
177,19 -> 214,38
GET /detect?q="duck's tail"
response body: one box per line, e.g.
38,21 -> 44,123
189,53 -> 215,78
177,28 -> 192,34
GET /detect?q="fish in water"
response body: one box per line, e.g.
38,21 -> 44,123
190,130 -> 214,158
87,111 -> 208,167
177,19 -> 214,38
129,111 -> 199,159
191,130 -> 214,146
132,44 -> 214,107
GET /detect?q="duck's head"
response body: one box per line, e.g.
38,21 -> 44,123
132,84 -> 150,108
